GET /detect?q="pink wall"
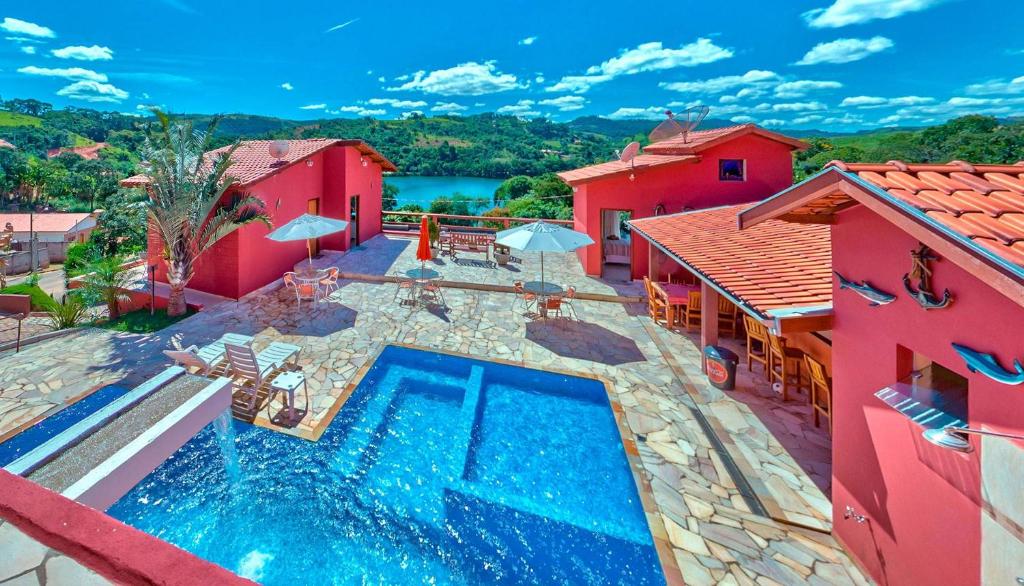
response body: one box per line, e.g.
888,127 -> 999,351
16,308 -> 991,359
146,145 -> 385,299
573,134 -> 795,277
831,205 -> 1024,585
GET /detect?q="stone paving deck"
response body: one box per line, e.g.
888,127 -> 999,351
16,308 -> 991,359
0,239 -> 869,585
0,520 -> 110,585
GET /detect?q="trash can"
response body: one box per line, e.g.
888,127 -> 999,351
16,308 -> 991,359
704,345 -> 739,390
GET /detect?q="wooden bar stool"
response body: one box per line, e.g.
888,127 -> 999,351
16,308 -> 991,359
767,334 -> 807,402
804,354 -> 833,435
743,314 -> 769,374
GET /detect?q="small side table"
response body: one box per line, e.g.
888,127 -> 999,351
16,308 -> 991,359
269,371 -> 307,422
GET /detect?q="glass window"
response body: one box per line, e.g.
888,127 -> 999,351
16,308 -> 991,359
719,159 -> 745,181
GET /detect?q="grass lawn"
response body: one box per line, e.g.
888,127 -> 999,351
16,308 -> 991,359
0,283 -> 54,310
98,307 -> 196,333
0,111 -> 42,127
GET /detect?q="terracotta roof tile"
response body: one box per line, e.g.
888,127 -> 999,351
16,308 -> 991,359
629,204 -> 831,317
0,213 -> 92,233
119,138 -> 396,188
557,154 -> 698,184
834,161 -> 1024,270
558,123 -> 805,185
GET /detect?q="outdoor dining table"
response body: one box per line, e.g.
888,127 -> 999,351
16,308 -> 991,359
402,267 -> 443,307
293,268 -> 327,303
661,282 -> 698,305
524,282 -> 565,318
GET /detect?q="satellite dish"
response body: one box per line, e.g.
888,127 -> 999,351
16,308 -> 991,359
648,106 -> 709,144
618,141 -> 641,163
269,140 -> 290,160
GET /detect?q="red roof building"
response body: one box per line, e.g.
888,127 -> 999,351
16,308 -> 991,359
0,211 -> 99,242
46,142 -> 109,160
558,124 -> 805,279
740,160 -> 1024,586
123,139 -> 396,300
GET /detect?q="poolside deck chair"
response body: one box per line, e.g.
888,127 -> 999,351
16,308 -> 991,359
163,332 -> 255,375
224,341 -> 303,410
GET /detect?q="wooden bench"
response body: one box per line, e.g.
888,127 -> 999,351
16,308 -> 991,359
441,232 -> 495,265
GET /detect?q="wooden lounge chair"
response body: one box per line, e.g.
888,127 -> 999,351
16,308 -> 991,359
767,334 -> 807,402
717,297 -> 739,338
163,332 -> 255,375
224,342 -> 303,411
683,290 -> 702,332
743,314 -> 769,373
804,354 -> 833,435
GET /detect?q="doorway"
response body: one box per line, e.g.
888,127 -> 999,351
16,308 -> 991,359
600,209 -> 632,281
350,195 -> 360,247
307,198 -> 320,257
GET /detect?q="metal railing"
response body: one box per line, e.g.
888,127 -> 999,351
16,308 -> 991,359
381,211 -> 573,234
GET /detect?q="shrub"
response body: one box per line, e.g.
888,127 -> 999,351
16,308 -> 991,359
46,294 -> 89,330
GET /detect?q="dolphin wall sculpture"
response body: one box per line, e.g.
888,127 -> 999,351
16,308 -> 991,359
835,272 -> 897,306
952,343 -> 1024,385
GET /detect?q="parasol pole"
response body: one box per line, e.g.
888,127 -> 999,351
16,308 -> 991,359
540,251 -> 545,293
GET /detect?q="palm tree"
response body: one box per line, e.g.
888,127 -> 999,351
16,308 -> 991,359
81,257 -> 133,320
143,111 -> 272,316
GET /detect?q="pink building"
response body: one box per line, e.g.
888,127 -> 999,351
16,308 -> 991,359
557,124 -> 805,279
124,139 -> 395,299
740,161 -> 1024,585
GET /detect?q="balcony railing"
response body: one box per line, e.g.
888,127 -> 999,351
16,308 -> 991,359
381,210 -> 572,234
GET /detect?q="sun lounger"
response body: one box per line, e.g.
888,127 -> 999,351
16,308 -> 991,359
224,341 -> 303,411
163,332 -> 255,375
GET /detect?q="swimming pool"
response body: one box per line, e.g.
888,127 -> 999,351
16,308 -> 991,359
107,346 -> 664,584
0,384 -> 130,468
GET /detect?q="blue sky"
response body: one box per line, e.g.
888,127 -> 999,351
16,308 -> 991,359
2,0 -> 1023,130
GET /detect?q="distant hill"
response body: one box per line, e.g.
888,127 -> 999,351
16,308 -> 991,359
568,115 -> 737,143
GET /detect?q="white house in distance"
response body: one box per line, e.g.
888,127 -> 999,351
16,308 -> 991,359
0,211 -> 101,243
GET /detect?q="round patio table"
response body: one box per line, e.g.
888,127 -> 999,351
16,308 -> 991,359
524,281 -> 563,296
293,271 -> 325,303
405,267 -> 440,280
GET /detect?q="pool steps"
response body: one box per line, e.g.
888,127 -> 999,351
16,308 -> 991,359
5,367 -> 186,477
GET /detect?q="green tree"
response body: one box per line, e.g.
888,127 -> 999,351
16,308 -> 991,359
493,175 -> 532,203
530,172 -> 572,204
507,195 -> 572,220
382,181 -> 399,210
143,111 -> 273,316
80,257 -> 132,320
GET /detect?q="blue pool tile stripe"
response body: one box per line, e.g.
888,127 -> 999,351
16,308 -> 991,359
453,365 -> 484,480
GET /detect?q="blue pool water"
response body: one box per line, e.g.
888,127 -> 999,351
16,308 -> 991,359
0,384 -> 129,467
107,346 -> 664,585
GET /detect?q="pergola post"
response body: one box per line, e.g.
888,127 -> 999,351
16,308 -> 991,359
700,281 -> 719,372
647,242 -> 659,281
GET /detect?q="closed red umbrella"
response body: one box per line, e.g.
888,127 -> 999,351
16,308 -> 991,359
416,215 -> 432,270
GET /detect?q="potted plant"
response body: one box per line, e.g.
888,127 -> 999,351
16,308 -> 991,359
427,218 -> 441,256
494,245 -> 510,266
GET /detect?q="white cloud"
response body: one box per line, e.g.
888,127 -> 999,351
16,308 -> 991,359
431,102 -> 468,113
731,115 -> 756,123
387,61 -> 520,96
335,105 -> 385,117
964,76 -> 1024,95
20,45 -> 35,55
377,76 -> 386,83
0,17 -> 54,38
606,106 -> 667,120
772,101 -> 826,112
534,74 -> 545,84
51,45 -> 113,61
400,111 -> 424,119
299,103 -> 326,110
366,70 -> 373,75
280,82 -> 293,91
660,69 -> 781,94
366,98 -> 427,108
538,96 -> 587,112
760,119 -> 787,127
773,80 -> 842,98
841,95 -> 933,108
545,74 -> 611,94
821,113 -> 864,125
17,66 -> 107,82
56,80 -> 128,103
792,114 -> 825,124
796,36 -> 893,65
548,38 -> 732,94
325,18 -> 359,33
519,36 -> 537,46
803,0 -> 946,28
496,99 -> 538,117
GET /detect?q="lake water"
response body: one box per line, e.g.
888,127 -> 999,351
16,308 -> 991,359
384,176 -> 503,213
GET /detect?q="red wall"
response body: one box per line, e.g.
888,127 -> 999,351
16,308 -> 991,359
831,206 -> 1024,585
573,134 -> 795,277
146,145 -> 385,299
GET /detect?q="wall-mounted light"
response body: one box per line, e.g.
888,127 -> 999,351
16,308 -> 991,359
306,159 -> 314,167
360,156 -> 368,167
628,173 -> 636,182
572,186 -> 578,193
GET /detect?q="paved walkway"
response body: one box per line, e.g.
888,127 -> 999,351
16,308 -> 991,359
0,520 -> 110,585
0,242 -> 868,585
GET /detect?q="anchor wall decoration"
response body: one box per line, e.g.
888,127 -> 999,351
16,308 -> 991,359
903,244 -> 953,310
835,272 -> 896,306
952,343 -> 1024,385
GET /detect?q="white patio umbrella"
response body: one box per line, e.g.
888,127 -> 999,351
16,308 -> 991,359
495,220 -> 594,293
266,213 -> 349,266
